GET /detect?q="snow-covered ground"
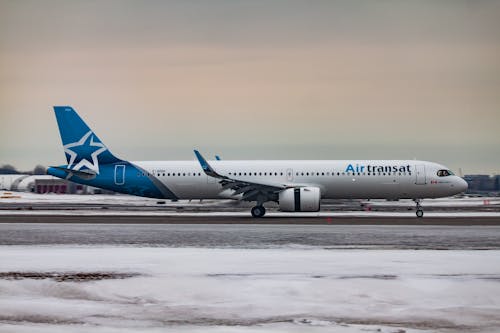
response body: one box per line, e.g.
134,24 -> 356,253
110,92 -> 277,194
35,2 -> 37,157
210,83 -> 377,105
0,191 -> 226,207
1,191 -> 499,208
1,246 -> 500,332
362,197 -> 500,207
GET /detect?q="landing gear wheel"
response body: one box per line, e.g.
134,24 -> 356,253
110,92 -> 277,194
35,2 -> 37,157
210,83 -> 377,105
413,199 -> 424,218
251,206 -> 266,218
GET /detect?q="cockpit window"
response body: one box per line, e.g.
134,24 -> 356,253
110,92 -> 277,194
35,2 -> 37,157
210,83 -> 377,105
437,169 -> 454,177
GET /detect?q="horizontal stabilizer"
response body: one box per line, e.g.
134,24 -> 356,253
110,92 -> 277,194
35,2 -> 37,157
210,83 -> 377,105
48,166 -> 97,180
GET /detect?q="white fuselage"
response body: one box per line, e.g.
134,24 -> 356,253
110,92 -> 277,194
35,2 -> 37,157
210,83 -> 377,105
131,160 -> 467,200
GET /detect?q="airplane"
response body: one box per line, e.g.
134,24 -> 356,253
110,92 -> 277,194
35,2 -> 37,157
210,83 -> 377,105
47,106 -> 468,218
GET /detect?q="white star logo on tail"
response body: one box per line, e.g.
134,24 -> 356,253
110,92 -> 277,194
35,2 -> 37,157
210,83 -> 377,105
63,131 -> 107,174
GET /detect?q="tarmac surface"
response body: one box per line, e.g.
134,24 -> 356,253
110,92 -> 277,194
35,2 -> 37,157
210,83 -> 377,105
3,222 -> 500,249
1,214 -> 500,225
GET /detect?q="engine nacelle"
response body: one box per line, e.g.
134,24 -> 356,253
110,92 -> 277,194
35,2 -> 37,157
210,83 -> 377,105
278,187 -> 321,212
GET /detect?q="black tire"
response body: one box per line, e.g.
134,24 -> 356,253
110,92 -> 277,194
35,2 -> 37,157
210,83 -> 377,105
251,206 -> 266,218
416,209 -> 424,218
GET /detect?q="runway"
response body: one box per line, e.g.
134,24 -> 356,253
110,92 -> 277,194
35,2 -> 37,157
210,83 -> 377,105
1,213 -> 500,225
2,223 -> 500,249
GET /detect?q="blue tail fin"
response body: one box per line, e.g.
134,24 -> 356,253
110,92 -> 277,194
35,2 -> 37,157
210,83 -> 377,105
53,106 -> 122,173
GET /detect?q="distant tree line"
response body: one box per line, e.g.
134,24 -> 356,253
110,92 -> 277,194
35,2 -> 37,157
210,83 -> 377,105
0,164 -> 47,175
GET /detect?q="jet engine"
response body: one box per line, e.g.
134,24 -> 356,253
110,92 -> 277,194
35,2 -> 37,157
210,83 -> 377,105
278,187 -> 321,212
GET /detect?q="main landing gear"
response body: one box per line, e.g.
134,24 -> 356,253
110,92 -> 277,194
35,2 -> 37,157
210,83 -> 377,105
414,199 -> 424,218
251,205 -> 266,218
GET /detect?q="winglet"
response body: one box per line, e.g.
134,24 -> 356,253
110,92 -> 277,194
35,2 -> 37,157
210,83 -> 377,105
194,150 -> 224,178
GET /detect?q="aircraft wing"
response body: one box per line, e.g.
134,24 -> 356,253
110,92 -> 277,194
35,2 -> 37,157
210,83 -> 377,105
194,150 -> 287,201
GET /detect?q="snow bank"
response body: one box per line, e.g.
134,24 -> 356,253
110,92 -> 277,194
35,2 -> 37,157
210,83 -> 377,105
1,247 -> 500,332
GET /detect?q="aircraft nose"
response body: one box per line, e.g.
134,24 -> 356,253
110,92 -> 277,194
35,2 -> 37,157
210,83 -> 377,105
457,177 -> 468,193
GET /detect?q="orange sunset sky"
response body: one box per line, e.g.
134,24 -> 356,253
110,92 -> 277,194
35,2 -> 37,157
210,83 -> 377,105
1,1 -> 499,174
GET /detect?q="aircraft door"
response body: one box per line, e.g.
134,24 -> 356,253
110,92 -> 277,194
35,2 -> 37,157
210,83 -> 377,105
286,168 -> 294,182
114,165 -> 125,185
415,165 -> 426,185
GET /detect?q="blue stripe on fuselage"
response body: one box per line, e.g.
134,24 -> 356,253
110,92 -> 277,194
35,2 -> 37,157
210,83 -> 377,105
47,162 -> 178,199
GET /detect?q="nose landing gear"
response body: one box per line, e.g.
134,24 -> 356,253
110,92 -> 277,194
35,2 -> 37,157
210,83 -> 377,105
414,199 -> 424,218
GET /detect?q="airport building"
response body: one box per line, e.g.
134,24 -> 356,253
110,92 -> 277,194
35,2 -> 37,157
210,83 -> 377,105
0,174 -> 117,195
0,175 -> 86,194
464,175 -> 500,195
